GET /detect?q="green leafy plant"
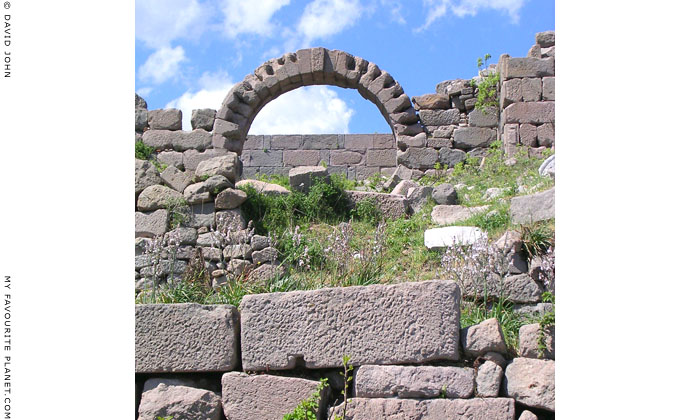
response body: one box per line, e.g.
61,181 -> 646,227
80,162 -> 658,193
283,378 -> 329,420
165,197 -> 190,229
156,416 -> 173,420
439,384 -> 448,399
352,198 -> 382,225
538,291 -> 555,358
135,139 -> 154,160
474,53 -> 500,113
330,355 -> 354,420
520,224 -> 554,259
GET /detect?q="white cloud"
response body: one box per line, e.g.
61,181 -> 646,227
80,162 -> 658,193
165,71 -> 236,130
297,0 -> 363,46
138,46 -> 187,85
417,0 -> 525,31
249,86 -> 354,134
136,87 -> 153,98
135,0 -> 208,48
221,0 -> 291,38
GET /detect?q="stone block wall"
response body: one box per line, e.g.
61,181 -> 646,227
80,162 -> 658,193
135,281 -> 556,419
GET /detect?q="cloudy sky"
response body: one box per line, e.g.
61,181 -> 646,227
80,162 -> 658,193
135,0 -> 554,133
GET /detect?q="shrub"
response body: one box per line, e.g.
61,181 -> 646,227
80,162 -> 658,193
352,198 -> 382,225
135,139 -> 154,160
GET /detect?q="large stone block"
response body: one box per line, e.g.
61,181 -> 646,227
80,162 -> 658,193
148,109 -> 183,130
355,365 -> 474,398
142,129 -> 174,150
500,78 -> 522,108
542,77 -> 555,101
289,166 -> 329,192
240,280 -> 461,370
468,107 -> 498,127
461,273 -> 544,304
156,151 -> 184,170
397,147 -> 438,170
303,134 -> 338,149
519,323 -> 555,359
504,357 -> 555,411
135,159 -> 162,197
191,108 -> 216,131
537,123 -> 555,147
268,134 -> 302,149
366,149 -> 397,167
138,383 -> 222,420
424,226 -> 487,250
453,127 -> 496,149
412,93 -> 450,110
195,154 -> 240,183
521,78 -> 542,102
182,149 -> 229,171
135,209 -> 169,238
476,360 -> 503,397
331,398 -> 515,420
284,150 -> 321,166
519,123 -> 538,147
330,150 -> 363,165
510,187 -> 555,223
345,191 -> 409,219
431,205 -> 490,226
160,166 -> 195,193
171,129 -> 213,152
461,318 -> 508,358
536,31 -> 555,48
135,304 -> 240,372
344,134 -> 373,150
502,57 -> 555,80
419,109 -> 462,126
503,102 -> 555,124
221,373 -> 327,420
137,185 -> 185,212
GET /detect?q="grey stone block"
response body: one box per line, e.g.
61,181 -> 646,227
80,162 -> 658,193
135,93 -> 148,110
519,124 -> 538,147
182,149 -> 229,171
135,159 -> 162,198
331,398 -> 515,420
284,150 -> 321,166
412,93 -> 450,110
438,147 -> 466,167
148,109 -> 183,130
215,188 -> 247,210
247,150 -> 283,167
397,147 -> 438,169
142,129 -> 174,150
461,318 -> 508,358
431,183 -> 457,205
330,150 -> 363,165
355,365 -> 474,398
269,135 -> 303,149
243,135 -> 264,150
397,133 -> 427,149
542,77 -> 555,101
476,360 -> 503,397
138,383 -> 222,420
502,57 -> 555,80
428,138 -> 453,148
453,127 -> 497,149
536,30 -> 555,48
303,134 -> 338,149
240,280 -> 461,370
289,166 -> 329,192
344,134 -> 373,150
172,129 -> 213,152
366,149 -> 397,167
137,185 -> 185,212
345,191 -> 409,219
521,78 -> 542,102
510,187 -> 555,223
221,373 -> 327,420
504,358 -> 555,412
136,210 -> 169,238
500,78 -> 522,108
251,246 -> 278,264
519,323 -> 555,359
135,108 -> 148,132
195,154 -> 239,183
430,205 -> 490,226
503,102 -> 555,124
190,109 -> 216,132
355,166 -> 381,180
135,304 -> 240,372
156,151 -> 184,170
468,107 -> 498,127
419,109 -> 462,126
537,123 -> 555,147
160,166 -> 195,193
373,133 -> 395,149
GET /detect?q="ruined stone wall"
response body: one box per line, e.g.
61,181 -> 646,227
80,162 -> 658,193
136,281 -> 555,420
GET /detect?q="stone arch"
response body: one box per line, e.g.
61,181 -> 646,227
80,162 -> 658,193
211,48 -> 424,160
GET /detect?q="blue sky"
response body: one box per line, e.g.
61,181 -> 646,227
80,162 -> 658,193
135,0 -> 554,133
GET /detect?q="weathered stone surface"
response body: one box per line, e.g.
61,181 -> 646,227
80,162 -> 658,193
157,151 -> 185,170
215,208 -> 247,231
504,357 -> 555,411
355,365 -> 474,398
536,30 -> 555,48
510,187 -> 555,223
303,134 -> 338,149
136,209 -> 169,238
148,109 -> 183,130
438,147 -> 466,167
236,179 -> 290,195
135,303 -> 240,372
527,44 -> 541,58
345,191 -> 408,219
221,373 -> 327,420
407,186 -> 433,214
397,133 -> 427,149
246,263 -> 285,285
182,149 -> 229,171
223,244 -> 253,260
283,149 -> 320,166
138,383 -> 222,420
468,107 -> 498,127
519,410 -> 539,420
412,93 -> 450,110
519,123 -> 538,147
160,166 -> 195,193
250,235 -> 270,251
225,259 -> 252,278
431,205 -> 490,226
135,159 -> 162,198
251,246 -> 278,264
390,179 -> 417,196
366,149 -> 397,167
500,78 -> 522,108
331,398 -> 515,420
195,154 -> 240,183
215,188 -> 247,210
542,77 -> 555,101
503,102 -> 555,124
419,109 -> 462,126
537,123 -> 554,147
135,93 -> 148,109
166,226 -> 197,245
373,133 -> 395,149
191,108 -> 216,131
502,57 -> 555,80
135,108 -> 148,131
453,127 -> 497,149
289,166 -> 329,193
137,185 -> 185,211
424,226 -> 487,249
142,129 -> 174,150
476,360 -> 503,397
432,183 -> 457,205
397,147 -> 438,170
521,78 -> 542,102
186,203 -> 215,228
461,273 -> 544,304
171,129 -> 213,152
461,318 -> 508,358
330,150 -> 363,165
519,323 -> 555,359
240,280 -> 461,370
184,182 -> 213,205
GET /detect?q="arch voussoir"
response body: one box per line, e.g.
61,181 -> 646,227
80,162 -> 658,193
212,47 -> 424,165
